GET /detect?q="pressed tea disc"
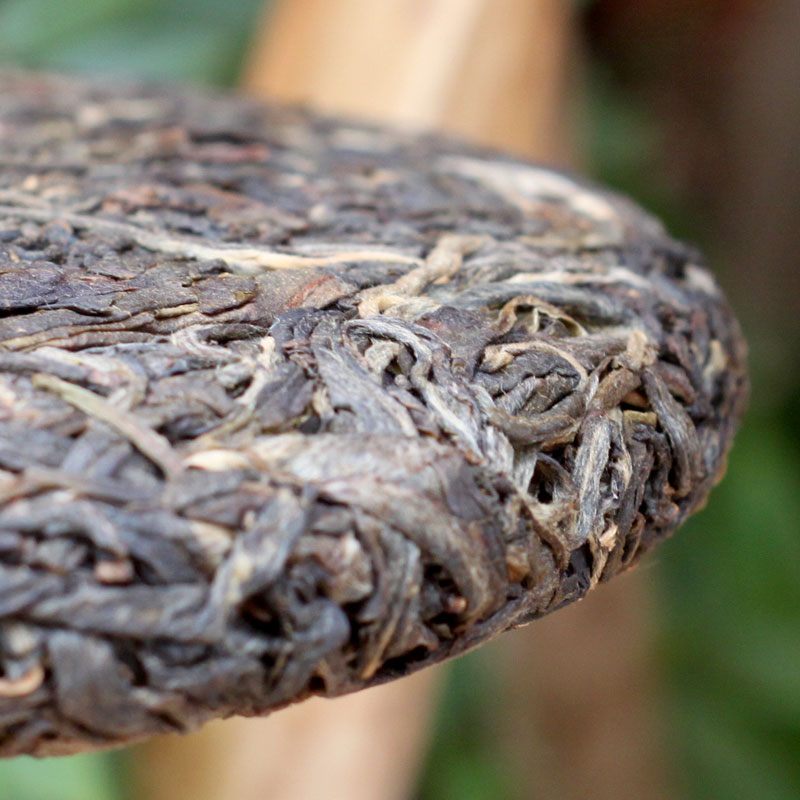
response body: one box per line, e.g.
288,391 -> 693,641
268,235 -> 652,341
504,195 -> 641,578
0,72 -> 747,756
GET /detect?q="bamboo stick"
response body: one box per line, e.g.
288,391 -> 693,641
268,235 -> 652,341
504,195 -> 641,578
243,0 -> 576,162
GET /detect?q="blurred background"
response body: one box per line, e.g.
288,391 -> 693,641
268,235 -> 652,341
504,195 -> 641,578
0,0 -> 798,798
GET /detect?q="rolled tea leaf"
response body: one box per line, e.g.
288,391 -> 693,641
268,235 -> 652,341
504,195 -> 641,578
0,72 -> 747,757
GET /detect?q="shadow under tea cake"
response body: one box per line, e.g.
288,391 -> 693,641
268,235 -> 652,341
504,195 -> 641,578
0,72 -> 747,757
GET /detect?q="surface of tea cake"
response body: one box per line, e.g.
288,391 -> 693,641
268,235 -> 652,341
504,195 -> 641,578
0,72 -> 747,757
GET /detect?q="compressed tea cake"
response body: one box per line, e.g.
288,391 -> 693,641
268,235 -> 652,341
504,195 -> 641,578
0,72 -> 747,756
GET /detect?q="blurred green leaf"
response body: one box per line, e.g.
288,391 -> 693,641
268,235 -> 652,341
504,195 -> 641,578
0,0 -> 143,59
669,691 -> 800,800
0,753 -> 125,800
417,653 -> 525,800
0,0 -> 265,85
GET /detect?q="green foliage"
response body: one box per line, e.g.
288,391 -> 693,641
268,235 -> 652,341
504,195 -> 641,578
579,68 -> 696,242
416,654 -> 526,800
0,753 -> 126,800
0,0 -> 266,85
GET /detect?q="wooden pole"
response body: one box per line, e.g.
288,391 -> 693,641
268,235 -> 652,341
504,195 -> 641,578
132,670 -> 442,800
242,0 -> 576,163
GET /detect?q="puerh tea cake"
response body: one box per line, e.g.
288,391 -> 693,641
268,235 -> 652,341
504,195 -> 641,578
0,72 -> 747,757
